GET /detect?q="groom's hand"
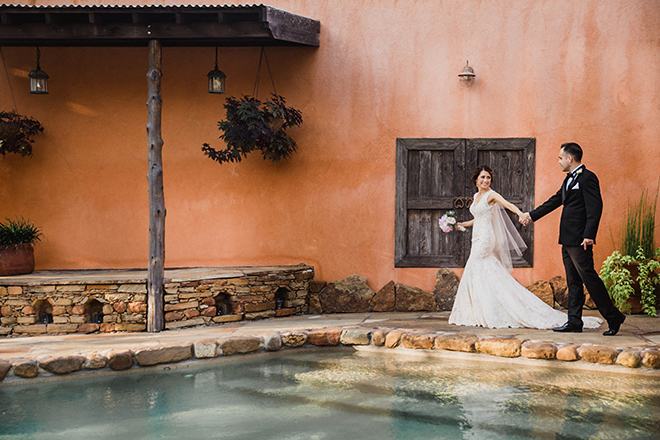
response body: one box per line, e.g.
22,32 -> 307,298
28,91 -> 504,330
520,212 -> 532,226
581,238 -> 594,250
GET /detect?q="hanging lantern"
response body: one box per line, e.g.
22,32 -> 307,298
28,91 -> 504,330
207,47 -> 226,94
28,47 -> 49,95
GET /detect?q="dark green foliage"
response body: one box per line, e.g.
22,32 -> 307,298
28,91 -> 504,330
202,94 -> 303,164
0,111 -> 44,158
0,216 -> 43,247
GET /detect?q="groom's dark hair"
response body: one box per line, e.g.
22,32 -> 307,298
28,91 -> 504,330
561,142 -> 583,162
471,165 -> 493,187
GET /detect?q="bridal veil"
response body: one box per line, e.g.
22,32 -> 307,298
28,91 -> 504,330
491,204 -> 527,272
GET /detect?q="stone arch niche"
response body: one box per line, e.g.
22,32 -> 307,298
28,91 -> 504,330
213,293 -> 232,316
86,298 -> 105,324
32,298 -> 53,324
274,287 -> 291,310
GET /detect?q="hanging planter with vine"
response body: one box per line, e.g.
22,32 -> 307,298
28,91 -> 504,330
0,48 -> 44,158
202,94 -> 302,164
202,47 -> 303,165
0,111 -> 43,158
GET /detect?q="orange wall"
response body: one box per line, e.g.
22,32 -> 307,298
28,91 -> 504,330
1,0 -> 659,293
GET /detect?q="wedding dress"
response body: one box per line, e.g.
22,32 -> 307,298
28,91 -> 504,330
448,190 -> 603,329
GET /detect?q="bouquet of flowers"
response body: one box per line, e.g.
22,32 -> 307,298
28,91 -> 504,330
439,211 -> 465,233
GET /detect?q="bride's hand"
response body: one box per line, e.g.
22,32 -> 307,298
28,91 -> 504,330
518,213 -> 530,225
456,223 -> 466,232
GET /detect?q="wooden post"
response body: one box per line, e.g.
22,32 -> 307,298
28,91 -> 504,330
146,39 -> 165,332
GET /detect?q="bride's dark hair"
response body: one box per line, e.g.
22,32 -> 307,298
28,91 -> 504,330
471,165 -> 493,187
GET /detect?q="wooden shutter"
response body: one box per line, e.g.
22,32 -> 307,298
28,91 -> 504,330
395,139 -> 467,267
466,138 -> 535,267
395,137 -> 535,268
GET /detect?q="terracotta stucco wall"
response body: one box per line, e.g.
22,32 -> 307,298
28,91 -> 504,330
1,0 -> 659,293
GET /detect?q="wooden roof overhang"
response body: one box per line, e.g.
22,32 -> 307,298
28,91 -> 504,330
0,3 -> 320,332
0,4 -> 320,47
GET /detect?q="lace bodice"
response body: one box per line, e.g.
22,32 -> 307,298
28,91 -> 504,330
469,191 -> 496,260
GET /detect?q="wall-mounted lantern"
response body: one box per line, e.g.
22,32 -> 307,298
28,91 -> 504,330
207,47 -> 226,94
458,61 -> 476,88
28,47 -> 49,94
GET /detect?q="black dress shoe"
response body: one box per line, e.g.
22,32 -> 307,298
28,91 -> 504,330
553,323 -> 583,333
603,314 -> 626,336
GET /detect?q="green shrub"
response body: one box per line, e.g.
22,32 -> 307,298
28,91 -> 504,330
600,247 -> 659,316
602,183 -> 659,316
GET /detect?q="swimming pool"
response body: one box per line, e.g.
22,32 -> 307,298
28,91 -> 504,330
1,349 -> 659,439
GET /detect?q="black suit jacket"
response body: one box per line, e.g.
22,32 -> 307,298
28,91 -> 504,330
529,166 -> 603,246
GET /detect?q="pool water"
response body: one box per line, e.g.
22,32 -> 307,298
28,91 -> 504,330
1,349 -> 659,439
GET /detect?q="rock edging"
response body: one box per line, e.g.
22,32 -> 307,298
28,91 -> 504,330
1,327 -> 658,382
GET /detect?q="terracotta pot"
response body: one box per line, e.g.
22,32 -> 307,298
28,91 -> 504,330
0,244 -> 35,276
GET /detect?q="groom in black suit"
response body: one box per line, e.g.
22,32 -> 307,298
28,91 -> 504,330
523,142 -> 626,336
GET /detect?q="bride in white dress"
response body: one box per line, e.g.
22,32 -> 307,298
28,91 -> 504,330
448,165 -> 602,329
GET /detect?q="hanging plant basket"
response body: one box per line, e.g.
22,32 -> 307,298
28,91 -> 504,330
0,120 -> 21,139
202,94 -> 303,164
0,111 -> 44,158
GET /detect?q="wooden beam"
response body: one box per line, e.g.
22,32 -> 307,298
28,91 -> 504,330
265,7 -> 320,46
146,39 -> 165,333
0,5 -> 320,47
0,22 -> 272,47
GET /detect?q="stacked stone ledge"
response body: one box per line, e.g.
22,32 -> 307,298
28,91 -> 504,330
0,266 -> 314,336
0,283 -> 149,336
163,267 -> 313,330
2,326 -> 658,383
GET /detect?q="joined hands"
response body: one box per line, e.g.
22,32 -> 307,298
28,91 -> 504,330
519,212 -> 532,226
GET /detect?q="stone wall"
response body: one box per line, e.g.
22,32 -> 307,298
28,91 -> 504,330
0,265 -> 314,337
309,271 -> 605,315
0,283 -> 147,336
162,267 -> 313,330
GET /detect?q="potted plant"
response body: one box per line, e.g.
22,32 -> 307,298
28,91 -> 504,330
202,94 -> 303,164
600,186 -> 659,316
0,216 -> 43,276
0,111 -> 44,158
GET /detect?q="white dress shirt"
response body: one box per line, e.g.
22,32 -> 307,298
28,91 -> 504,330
566,164 -> 584,190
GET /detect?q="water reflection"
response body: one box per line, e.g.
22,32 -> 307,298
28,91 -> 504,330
0,350 -> 658,439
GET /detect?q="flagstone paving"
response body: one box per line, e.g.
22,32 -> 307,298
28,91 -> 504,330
1,311 -> 658,383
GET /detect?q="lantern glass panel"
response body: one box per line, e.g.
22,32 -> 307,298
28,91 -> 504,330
208,74 -> 225,94
459,76 -> 474,88
30,77 -> 48,94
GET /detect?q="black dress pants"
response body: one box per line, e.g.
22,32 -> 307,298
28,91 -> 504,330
561,245 -> 623,328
